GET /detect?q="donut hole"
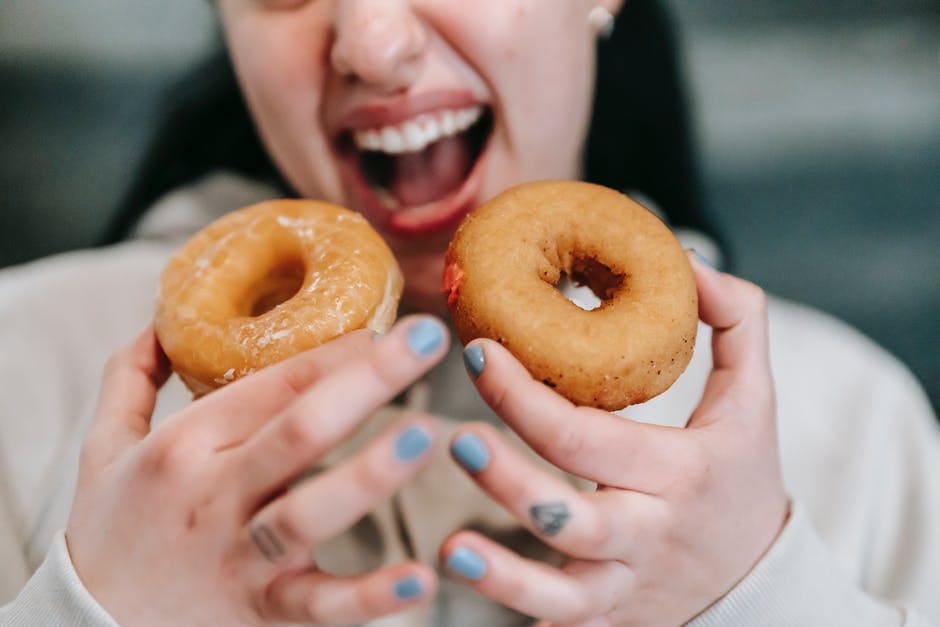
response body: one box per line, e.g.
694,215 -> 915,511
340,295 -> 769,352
554,256 -> 625,311
246,260 -> 306,317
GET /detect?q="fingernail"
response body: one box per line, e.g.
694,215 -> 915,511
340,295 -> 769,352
393,575 -> 423,600
463,344 -> 485,378
394,425 -> 432,462
406,319 -> 444,356
689,248 -> 714,269
446,547 -> 487,581
451,433 -> 490,472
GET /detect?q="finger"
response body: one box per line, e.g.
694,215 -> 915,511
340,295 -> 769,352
170,328 -> 377,448
450,424 -> 626,560
687,251 -> 775,428
267,562 -> 437,625
462,340 -> 689,491
88,325 -> 171,458
441,532 -> 630,624
688,250 -> 770,377
234,315 -> 448,500
243,416 -> 436,569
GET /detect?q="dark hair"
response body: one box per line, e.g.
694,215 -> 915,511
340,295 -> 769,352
102,0 -> 720,247
586,0 -> 716,238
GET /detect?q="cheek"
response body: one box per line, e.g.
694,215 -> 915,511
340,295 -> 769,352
512,24 -> 594,137
223,14 -> 340,199
450,3 -> 595,172
231,24 -> 325,130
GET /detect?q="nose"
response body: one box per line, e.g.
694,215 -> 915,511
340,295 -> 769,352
331,0 -> 427,93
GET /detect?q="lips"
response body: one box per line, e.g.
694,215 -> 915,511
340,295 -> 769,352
332,91 -> 493,240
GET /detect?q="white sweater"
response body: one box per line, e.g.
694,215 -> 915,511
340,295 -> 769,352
0,173 -> 937,626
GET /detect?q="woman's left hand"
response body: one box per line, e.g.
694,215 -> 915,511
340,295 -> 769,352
440,254 -> 790,627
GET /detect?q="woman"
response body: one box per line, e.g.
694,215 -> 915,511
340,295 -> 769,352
1,1 -> 938,625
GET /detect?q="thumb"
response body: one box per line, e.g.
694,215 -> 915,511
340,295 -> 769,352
88,325 -> 172,459
686,251 -> 775,430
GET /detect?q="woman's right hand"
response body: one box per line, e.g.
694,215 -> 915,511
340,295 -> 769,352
65,315 -> 449,626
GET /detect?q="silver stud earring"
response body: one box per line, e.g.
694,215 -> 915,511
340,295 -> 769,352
588,6 -> 615,40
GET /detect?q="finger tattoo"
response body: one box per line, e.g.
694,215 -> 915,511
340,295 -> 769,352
529,502 -> 571,537
250,524 -> 286,562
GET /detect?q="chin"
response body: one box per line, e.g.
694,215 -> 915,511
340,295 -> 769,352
396,248 -> 450,316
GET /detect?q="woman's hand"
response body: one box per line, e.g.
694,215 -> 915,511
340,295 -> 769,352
440,254 -> 790,627
66,315 -> 450,626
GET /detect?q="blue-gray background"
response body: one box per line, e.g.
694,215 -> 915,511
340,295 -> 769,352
1,1 -> 937,414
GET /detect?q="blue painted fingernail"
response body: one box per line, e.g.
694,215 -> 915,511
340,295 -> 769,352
463,344 -> 485,378
451,433 -> 490,472
394,575 -> 423,600
446,547 -> 487,581
395,426 -> 431,462
406,319 -> 444,356
691,248 -> 714,269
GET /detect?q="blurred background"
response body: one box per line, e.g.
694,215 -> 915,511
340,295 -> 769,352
1,1 -> 938,413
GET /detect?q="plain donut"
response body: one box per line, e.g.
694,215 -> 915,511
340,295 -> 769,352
443,180 -> 698,410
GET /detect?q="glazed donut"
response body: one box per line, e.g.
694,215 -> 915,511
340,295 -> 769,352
155,199 -> 402,397
443,180 -> 698,411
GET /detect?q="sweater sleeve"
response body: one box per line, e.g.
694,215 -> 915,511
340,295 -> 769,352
688,503 -> 934,627
0,530 -> 119,627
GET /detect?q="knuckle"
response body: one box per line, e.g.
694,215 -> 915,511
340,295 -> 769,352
742,281 -> 768,314
269,498 -> 309,548
631,504 -> 672,561
277,412 -> 323,458
185,495 -> 221,531
565,599 -> 597,625
551,425 -> 589,465
368,349 -> 408,392
304,597 -> 327,626
138,432 -> 201,480
249,587 -> 274,622
279,357 -> 324,397
355,580 -> 390,619
493,572 -> 526,605
503,477 -> 532,513
486,379 -> 511,417
353,451 -> 393,499
671,439 -> 711,490
101,348 -> 128,380
644,501 -> 673,536
579,506 -> 615,556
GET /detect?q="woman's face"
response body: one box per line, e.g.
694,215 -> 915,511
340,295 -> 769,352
217,0 -> 619,311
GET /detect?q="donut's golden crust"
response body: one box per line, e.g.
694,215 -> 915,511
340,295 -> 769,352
444,181 -> 698,410
155,199 -> 402,396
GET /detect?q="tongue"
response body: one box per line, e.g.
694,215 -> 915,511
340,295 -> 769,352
391,135 -> 469,207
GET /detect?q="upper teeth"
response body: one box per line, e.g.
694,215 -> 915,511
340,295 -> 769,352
353,105 -> 484,154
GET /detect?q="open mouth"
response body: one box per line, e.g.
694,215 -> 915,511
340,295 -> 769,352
337,104 -> 494,237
